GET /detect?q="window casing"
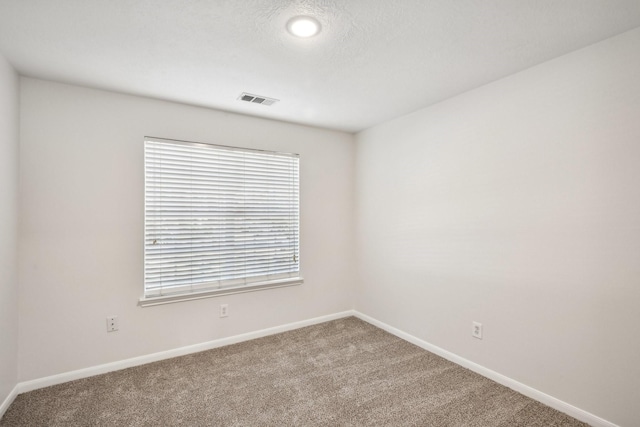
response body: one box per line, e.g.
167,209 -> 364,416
141,137 -> 301,305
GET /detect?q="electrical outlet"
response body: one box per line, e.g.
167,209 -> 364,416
220,304 -> 229,318
106,316 -> 118,332
472,321 -> 482,339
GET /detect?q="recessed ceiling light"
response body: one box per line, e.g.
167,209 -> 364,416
286,16 -> 321,38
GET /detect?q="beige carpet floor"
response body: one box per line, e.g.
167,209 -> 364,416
1,317 -> 588,426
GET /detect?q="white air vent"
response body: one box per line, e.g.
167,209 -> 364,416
238,92 -> 279,106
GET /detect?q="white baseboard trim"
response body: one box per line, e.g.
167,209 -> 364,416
0,384 -> 19,419
352,311 -> 617,427
11,310 -> 617,427
17,310 -> 355,395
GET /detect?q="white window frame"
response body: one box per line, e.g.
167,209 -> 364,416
139,136 -> 302,307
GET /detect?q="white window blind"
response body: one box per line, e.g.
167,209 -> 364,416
144,137 -> 300,301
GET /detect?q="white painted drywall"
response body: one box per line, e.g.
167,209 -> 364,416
355,28 -> 640,426
0,54 -> 19,407
18,79 -> 355,381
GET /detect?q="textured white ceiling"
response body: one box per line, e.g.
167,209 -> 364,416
1,0 -> 639,132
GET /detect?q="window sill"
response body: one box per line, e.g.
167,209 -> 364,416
138,277 -> 304,307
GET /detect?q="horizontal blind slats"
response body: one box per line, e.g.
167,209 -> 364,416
144,138 -> 299,296
145,256 -> 296,273
145,261 -> 297,281
145,270 -> 298,290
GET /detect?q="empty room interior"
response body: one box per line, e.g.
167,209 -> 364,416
1,1 -> 639,426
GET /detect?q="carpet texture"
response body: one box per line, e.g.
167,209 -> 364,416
1,317 -> 588,426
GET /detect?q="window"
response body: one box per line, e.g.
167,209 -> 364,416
141,137 -> 301,306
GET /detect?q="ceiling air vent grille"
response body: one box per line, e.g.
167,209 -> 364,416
238,92 -> 279,106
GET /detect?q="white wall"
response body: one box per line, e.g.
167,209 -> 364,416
355,27 -> 640,427
0,54 -> 19,408
18,78 -> 355,381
